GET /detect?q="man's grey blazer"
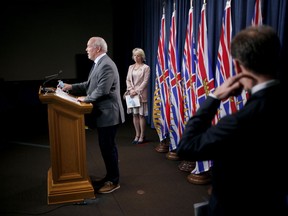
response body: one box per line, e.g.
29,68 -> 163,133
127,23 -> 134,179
72,55 -> 125,127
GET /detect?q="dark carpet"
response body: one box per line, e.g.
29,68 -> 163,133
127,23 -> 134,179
0,115 -> 210,216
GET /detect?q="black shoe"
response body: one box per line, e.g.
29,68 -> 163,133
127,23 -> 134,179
137,137 -> 148,145
131,136 -> 139,144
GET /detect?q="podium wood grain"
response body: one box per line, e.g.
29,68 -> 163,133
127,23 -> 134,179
39,87 -> 95,204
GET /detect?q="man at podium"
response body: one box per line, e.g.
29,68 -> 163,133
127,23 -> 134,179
61,36 -> 125,194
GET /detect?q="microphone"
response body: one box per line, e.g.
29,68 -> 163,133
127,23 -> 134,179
42,70 -> 63,93
44,70 -> 63,79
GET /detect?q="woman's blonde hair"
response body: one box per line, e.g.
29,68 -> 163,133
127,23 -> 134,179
132,48 -> 146,62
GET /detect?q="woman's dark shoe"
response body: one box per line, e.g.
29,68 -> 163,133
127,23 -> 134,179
132,136 -> 139,144
137,137 -> 147,145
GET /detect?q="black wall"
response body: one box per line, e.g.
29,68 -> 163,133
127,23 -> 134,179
0,0 -> 136,145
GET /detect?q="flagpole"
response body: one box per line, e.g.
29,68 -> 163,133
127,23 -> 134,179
173,0 -> 176,11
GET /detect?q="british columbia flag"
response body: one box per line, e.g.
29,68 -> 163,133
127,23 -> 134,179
153,7 -> 170,142
193,2 -> 214,174
215,0 -> 239,119
167,4 -> 185,151
181,0 -> 197,124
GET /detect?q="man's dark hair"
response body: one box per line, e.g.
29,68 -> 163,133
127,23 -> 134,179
231,25 -> 281,77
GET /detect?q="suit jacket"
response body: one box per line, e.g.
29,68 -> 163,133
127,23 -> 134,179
125,64 -> 150,102
177,83 -> 288,215
72,55 -> 125,128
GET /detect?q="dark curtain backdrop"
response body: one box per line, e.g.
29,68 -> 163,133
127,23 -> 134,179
125,0 -> 287,127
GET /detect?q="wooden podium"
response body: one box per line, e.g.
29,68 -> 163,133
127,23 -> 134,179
39,87 -> 95,204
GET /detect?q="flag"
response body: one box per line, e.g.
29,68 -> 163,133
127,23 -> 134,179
215,0 -> 238,119
193,2 -> 215,174
195,3 -> 215,107
167,4 -> 185,151
153,7 -> 170,142
252,0 -> 263,26
181,0 -> 197,124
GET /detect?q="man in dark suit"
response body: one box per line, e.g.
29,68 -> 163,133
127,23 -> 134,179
177,25 -> 287,215
62,37 -> 125,194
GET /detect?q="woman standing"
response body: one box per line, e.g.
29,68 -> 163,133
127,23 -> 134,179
125,48 -> 150,144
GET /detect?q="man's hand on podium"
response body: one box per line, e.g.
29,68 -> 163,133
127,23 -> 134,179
77,96 -> 86,102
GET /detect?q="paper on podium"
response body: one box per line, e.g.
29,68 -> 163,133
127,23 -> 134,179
55,88 -> 80,104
